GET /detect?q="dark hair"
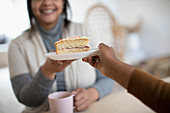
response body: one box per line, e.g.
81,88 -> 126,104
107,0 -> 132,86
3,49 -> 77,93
27,0 -> 72,33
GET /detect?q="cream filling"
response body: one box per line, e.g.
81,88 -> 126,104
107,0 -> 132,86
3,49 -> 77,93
58,46 -> 89,50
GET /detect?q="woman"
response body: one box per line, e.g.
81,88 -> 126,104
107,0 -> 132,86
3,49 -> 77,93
83,43 -> 170,113
8,0 -> 114,113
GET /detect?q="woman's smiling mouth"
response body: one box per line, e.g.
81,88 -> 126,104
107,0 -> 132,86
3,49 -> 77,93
41,9 -> 56,14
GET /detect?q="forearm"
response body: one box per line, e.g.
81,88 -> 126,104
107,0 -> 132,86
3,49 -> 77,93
87,88 -> 99,104
92,70 -> 114,100
12,68 -> 55,107
105,59 -> 135,89
41,65 -> 55,80
128,68 -> 170,113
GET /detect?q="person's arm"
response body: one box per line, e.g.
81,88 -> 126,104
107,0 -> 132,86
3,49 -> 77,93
8,39 -> 75,107
8,40 -> 55,107
83,43 -> 170,113
128,68 -> 170,113
84,69 -> 114,105
91,69 -> 114,100
11,68 -> 55,107
83,43 -> 135,89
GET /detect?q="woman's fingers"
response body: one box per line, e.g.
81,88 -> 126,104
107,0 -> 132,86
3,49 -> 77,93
74,96 -> 87,107
73,88 -> 89,112
76,102 -> 89,111
55,59 -> 75,65
57,60 -> 63,65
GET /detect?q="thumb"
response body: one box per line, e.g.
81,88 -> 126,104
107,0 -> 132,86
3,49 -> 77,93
72,88 -> 81,95
72,91 -> 77,95
98,43 -> 110,52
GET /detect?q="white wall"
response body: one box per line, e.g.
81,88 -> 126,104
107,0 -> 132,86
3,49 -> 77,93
118,0 -> 170,58
0,0 -> 17,38
69,0 -> 98,23
13,0 -> 29,37
0,0 -> 29,39
69,0 -> 119,23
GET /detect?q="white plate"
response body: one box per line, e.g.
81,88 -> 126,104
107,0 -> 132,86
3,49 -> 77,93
45,49 -> 99,60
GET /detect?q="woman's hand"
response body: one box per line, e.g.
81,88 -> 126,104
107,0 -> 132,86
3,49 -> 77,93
41,58 -> 75,80
72,88 -> 99,112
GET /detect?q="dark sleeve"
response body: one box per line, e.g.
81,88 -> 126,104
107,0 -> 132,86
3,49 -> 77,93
91,69 -> 114,100
11,68 -> 55,107
128,68 -> 170,113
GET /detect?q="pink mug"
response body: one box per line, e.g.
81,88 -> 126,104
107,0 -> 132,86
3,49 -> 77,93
48,92 -> 75,113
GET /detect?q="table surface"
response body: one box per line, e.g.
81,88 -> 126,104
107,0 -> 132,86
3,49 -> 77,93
46,84 -> 154,113
76,77 -> 170,113
46,76 -> 170,113
1,68 -> 169,113
75,90 -> 154,113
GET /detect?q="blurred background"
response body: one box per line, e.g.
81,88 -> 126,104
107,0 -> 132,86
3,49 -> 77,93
1,0 -> 170,64
0,0 -> 170,113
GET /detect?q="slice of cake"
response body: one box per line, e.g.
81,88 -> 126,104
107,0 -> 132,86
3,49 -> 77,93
55,36 -> 90,55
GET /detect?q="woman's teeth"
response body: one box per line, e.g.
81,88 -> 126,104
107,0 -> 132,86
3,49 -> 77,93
42,10 -> 54,13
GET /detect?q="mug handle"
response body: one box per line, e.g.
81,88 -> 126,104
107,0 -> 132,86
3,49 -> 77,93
72,94 -> 76,109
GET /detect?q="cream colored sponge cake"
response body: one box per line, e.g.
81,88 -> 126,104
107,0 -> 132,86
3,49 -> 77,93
55,36 -> 90,55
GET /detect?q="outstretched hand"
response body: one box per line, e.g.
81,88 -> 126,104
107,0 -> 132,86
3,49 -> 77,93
41,50 -> 76,80
83,43 -> 117,77
41,58 -> 75,80
83,43 -> 135,89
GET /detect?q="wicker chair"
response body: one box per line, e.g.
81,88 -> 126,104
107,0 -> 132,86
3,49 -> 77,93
84,4 -> 124,60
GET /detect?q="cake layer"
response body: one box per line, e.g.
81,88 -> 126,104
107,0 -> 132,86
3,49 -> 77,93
55,38 -> 89,50
57,48 -> 90,55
